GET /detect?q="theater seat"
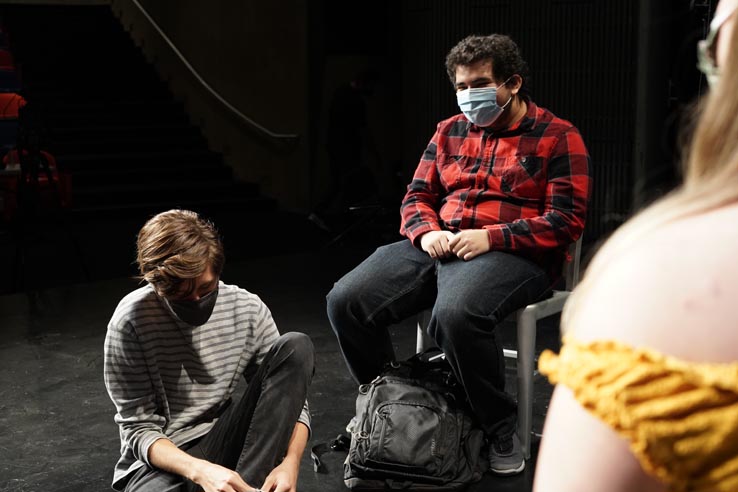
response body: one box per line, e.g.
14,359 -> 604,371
0,93 -> 24,155
0,69 -> 21,92
0,49 -> 14,70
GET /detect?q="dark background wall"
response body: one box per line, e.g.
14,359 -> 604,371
17,0 -> 712,244
397,0 -> 642,242
309,0 -> 712,243
307,0 -> 405,212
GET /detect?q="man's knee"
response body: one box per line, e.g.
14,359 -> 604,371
274,332 -> 315,375
326,277 -> 357,324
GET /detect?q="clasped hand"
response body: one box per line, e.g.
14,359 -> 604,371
419,230 -> 490,261
193,458 -> 297,492
192,461 -> 254,492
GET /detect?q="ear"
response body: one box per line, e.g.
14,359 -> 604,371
508,74 -> 523,95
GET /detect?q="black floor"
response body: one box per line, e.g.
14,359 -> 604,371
0,4 -> 564,490
0,231 -> 561,492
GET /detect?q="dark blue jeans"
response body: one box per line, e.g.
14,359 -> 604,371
326,239 -> 550,438
122,332 -> 314,492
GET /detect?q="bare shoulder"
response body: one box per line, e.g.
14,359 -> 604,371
569,203 -> 738,362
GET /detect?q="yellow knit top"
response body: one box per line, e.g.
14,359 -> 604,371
538,338 -> 738,492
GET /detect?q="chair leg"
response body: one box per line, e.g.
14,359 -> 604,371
416,322 -> 426,353
420,305 -> 538,460
416,310 -> 433,353
516,308 -> 537,460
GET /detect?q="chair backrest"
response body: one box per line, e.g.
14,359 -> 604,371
562,236 -> 583,291
0,92 -> 24,120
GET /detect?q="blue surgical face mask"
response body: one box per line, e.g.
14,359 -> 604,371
456,79 -> 513,127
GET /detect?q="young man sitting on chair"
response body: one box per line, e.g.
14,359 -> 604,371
326,33 -> 591,475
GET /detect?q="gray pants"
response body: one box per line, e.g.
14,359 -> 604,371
122,332 -> 314,492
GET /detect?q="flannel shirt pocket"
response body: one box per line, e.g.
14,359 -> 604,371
500,156 -> 545,198
437,153 -> 476,191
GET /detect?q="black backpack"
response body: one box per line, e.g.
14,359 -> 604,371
343,350 -> 485,491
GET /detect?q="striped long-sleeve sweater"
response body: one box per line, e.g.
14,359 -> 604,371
103,281 -> 311,490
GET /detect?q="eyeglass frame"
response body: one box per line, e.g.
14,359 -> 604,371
698,2 -> 738,79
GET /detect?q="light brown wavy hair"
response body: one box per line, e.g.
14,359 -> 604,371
136,209 -> 224,298
563,5 -> 738,329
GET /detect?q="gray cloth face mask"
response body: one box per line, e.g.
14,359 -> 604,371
164,287 -> 219,326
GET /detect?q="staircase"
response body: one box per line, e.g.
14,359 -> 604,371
0,5 -> 316,294
3,4 -> 275,217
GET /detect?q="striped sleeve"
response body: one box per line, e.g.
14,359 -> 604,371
103,319 -> 167,466
249,297 -> 281,367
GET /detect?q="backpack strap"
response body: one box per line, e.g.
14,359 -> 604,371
385,479 -> 414,489
310,433 -> 351,473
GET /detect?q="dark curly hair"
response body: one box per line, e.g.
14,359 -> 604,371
445,34 -> 530,92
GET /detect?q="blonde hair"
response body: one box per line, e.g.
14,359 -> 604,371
564,9 -> 738,328
136,209 -> 224,297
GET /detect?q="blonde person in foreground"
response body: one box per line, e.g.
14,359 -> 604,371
534,1 -> 738,491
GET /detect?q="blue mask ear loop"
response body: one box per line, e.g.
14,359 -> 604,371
497,76 -> 515,112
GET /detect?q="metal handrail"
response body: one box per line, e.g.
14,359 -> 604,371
128,0 -> 299,146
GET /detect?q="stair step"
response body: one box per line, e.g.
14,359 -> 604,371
71,191 -> 273,213
70,164 -> 233,186
41,105 -> 187,121
49,134 -> 208,155
42,111 -> 190,126
22,75 -> 163,92
71,181 -> 262,208
2,3 -> 274,218
57,149 -> 222,169
51,124 -> 202,139
19,60 -> 156,73
67,195 -> 278,220
38,100 -> 184,112
72,178 -> 256,196
25,81 -> 171,99
50,129 -> 202,143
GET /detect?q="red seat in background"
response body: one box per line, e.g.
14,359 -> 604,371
0,92 -> 24,119
1,149 -> 72,221
0,49 -> 14,70
0,93 -> 24,156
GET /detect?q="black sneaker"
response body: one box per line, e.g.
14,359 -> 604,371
489,433 -> 525,475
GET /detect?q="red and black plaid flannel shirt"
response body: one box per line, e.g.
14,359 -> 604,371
400,101 -> 591,278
